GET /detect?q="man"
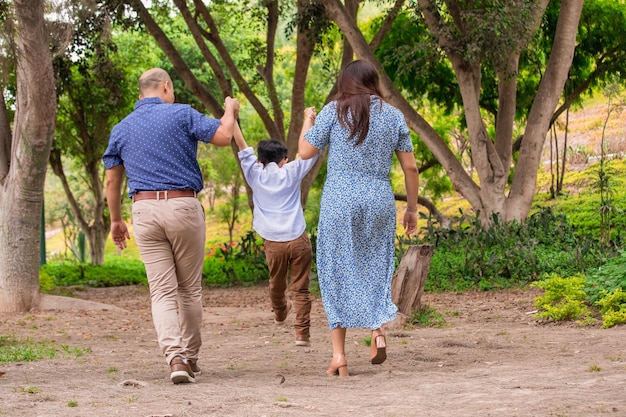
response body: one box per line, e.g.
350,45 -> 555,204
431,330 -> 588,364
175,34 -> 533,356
103,68 -> 239,384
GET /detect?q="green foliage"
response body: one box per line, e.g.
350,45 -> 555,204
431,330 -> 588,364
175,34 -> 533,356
586,249 -> 626,329
40,256 -> 147,289
0,336 -> 90,364
531,274 -> 593,322
203,231 -> 269,287
0,336 -> 56,363
375,12 -> 458,112
595,288 -> 626,328
39,270 -> 55,293
409,306 -> 447,328
416,207 -> 613,292
585,250 -> 626,304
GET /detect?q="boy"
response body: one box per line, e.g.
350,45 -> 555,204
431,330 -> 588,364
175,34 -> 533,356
233,122 -> 320,346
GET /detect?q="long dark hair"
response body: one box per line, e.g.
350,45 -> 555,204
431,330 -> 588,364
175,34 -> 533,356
334,60 -> 382,146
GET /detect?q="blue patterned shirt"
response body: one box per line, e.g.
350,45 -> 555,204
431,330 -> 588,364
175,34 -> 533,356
102,97 -> 220,198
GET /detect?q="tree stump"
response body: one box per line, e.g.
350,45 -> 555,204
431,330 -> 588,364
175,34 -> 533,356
387,245 -> 434,330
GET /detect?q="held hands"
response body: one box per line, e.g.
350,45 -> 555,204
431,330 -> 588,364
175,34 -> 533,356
304,107 -> 316,122
224,96 -> 240,116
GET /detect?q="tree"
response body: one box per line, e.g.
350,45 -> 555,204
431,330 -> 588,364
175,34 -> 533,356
108,0 -> 401,210
50,4 -> 140,265
115,0 -> 320,201
541,0 -> 626,196
321,0 -> 583,225
375,0 -> 626,209
0,0 -> 57,312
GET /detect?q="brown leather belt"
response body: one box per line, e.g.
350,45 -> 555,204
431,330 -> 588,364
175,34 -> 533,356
132,190 -> 197,202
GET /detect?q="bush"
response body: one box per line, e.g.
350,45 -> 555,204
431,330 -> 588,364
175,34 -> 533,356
531,274 -> 593,322
203,231 -> 269,287
413,207 -> 619,292
39,270 -> 56,293
585,250 -> 626,304
595,288 -> 626,328
40,256 -> 147,290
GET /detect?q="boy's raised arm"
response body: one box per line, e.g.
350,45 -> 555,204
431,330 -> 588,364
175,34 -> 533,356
233,121 -> 248,151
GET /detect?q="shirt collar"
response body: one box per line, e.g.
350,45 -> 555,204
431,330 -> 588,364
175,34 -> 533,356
134,96 -> 165,109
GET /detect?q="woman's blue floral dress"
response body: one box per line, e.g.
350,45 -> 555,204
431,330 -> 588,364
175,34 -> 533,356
304,96 -> 413,330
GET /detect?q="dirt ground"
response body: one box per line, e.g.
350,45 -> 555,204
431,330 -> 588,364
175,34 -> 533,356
1,284 -> 625,417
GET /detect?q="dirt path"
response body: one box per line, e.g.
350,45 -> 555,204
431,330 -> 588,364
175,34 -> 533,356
1,285 -> 624,417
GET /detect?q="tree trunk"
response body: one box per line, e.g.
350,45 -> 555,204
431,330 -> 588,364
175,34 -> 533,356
0,0 -> 57,312
391,245 -> 434,316
507,0 -> 583,221
386,244 -> 434,330
557,107 -> 570,194
48,149 -> 109,265
88,224 -> 108,265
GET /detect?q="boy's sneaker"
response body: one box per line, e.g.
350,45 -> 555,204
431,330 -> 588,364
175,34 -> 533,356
295,334 -> 310,346
274,299 -> 293,324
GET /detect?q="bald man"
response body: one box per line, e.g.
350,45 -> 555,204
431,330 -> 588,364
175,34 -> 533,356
103,68 -> 239,384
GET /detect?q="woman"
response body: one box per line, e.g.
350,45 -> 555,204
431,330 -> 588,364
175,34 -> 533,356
298,59 -> 419,377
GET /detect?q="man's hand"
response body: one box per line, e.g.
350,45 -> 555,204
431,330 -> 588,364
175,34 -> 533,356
110,220 -> 130,250
224,96 -> 240,115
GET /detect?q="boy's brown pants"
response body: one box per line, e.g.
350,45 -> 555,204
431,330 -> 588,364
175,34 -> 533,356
263,232 -> 313,338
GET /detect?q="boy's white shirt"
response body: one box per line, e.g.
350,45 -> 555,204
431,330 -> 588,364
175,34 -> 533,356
238,146 -> 320,242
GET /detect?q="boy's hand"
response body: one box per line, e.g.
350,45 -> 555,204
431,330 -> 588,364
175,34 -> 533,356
225,96 -> 240,116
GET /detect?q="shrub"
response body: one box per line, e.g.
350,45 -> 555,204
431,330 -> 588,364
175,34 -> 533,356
40,256 -> 147,289
39,270 -> 55,293
585,250 -> 626,304
531,274 -> 593,322
203,231 -> 269,287
595,288 -> 626,328
413,207 -> 619,292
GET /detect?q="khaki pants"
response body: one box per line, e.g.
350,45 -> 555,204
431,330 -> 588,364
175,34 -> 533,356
132,197 -> 206,365
264,232 -> 312,338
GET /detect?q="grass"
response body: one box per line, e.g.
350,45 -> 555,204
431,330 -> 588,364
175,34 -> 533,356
534,158 -> 626,237
0,335 -> 89,364
0,336 -> 56,363
16,386 -> 40,394
588,363 -> 601,372
410,306 -> 447,328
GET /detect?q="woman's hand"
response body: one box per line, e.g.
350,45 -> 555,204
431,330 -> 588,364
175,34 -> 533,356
299,106 -> 319,159
402,210 -> 417,235
304,106 -> 316,122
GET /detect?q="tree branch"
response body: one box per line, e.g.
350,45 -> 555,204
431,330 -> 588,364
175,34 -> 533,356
322,0 -> 482,212
192,0 -> 283,140
174,0 -> 232,96
256,0 -> 285,136
127,0 -> 223,116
